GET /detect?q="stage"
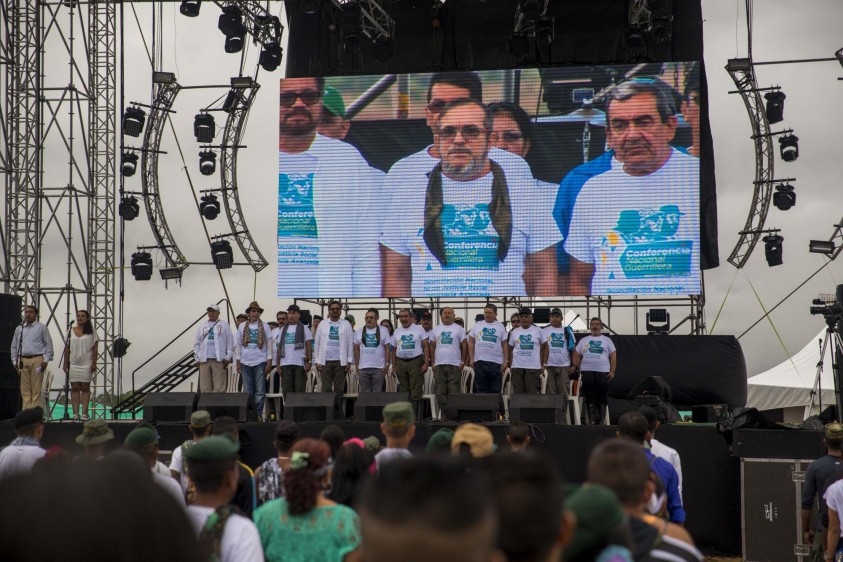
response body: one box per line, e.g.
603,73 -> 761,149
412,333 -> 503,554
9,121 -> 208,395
0,419 -> 743,555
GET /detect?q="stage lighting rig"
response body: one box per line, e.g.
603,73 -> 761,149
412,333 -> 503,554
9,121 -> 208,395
200,193 -> 221,220
122,106 -> 146,137
194,113 -> 215,143
301,0 -> 321,14
199,150 -> 217,176
763,232 -> 784,267
520,0 -> 541,22
130,251 -> 153,281
340,2 -> 362,53
779,134 -> 799,162
646,308 -> 670,334
219,5 -> 246,53
211,239 -> 234,270
810,240 -> 836,255
180,1 -> 201,18
535,16 -> 555,46
764,90 -> 786,124
373,37 -> 394,63
259,42 -> 283,72
330,0 -> 396,53
121,152 -> 139,177
773,183 -> 796,211
119,195 -> 140,221
650,2 -> 673,44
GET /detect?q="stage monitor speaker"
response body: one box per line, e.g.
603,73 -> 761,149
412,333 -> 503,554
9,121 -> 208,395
143,392 -> 198,422
0,293 -> 23,351
354,392 -> 409,422
446,393 -> 501,422
509,394 -> 566,424
532,307 -> 551,324
627,375 -> 673,402
284,392 -> 334,422
198,392 -> 256,423
692,404 -> 730,423
299,309 -> 312,327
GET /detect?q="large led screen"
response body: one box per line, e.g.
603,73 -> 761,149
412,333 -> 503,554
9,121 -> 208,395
277,63 -> 701,298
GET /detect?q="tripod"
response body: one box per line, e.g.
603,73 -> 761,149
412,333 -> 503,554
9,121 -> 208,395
810,316 -> 843,419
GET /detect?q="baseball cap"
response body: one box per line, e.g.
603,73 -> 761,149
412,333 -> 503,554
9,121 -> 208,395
382,402 -> 414,428
518,307 -> 533,316
451,423 -> 495,458
550,307 -> 563,316
207,304 -> 220,312
287,304 -> 301,312
322,86 -> 346,118
190,410 -> 212,429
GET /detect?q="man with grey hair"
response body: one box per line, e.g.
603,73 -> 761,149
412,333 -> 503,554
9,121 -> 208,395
564,78 -> 700,296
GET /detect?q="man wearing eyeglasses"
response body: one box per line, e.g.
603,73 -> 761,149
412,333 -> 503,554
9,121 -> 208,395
277,77 -> 377,298
564,79 -> 700,296
314,299 -> 354,416
381,99 -> 560,297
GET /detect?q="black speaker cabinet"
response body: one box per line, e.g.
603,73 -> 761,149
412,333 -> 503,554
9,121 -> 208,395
0,293 -> 22,351
143,392 -> 198,422
354,392 -> 409,422
691,403 -> 730,423
532,307 -> 551,323
445,393 -> 501,422
509,394 -> 566,424
284,392 -> 335,422
198,392 -> 256,423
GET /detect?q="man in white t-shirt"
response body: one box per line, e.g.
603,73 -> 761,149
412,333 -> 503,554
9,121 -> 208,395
276,304 -> 313,396
354,308 -> 392,393
169,410 -> 214,496
572,317 -> 617,425
375,402 -> 415,471
380,99 -> 560,297
564,79 -> 700,296
507,308 -> 545,395
314,300 -> 354,415
194,304 -> 234,394
541,307 -> 576,406
468,303 -> 509,393
124,425 -> 185,507
430,307 -> 466,416
391,309 -> 430,419
184,436 -> 263,562
277,77 -> 378,297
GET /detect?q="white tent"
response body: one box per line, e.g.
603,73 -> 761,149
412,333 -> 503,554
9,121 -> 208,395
746,329 -> 838,416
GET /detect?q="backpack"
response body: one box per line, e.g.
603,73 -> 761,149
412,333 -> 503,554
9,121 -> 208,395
197,505 -> 245,562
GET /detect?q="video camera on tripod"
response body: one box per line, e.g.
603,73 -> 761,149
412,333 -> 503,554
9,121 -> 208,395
809,284 -> 843,419
810,284 -> 843,324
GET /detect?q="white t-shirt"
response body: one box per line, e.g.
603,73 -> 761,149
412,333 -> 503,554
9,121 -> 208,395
278,323 -> 313,367
236,321 -> 273,367
324,319 -> 343,361
0,444 -> 45,480
576,335 -> 616,372
169,444 -> 189,492
469,320 -> 507,364
381,147 -> 561,297
431,323 -> 466,367
651,438 -> 683,497
826,480 -> 843,515
186,505 -> 263,562
508,326 -> 545,370
374,448 -> 414,471
542,325 -> 571,367
277,134 -> 379,297
565,148 -> 700,295
355,326 -> 392,370
392,323 -> 427,360
153,468 -> 186,506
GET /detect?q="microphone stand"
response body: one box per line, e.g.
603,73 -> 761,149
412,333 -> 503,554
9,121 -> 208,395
58,321 -> 74,421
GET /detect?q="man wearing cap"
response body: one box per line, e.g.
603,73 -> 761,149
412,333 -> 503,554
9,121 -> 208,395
468,303 -> 509,394
183,436 -> 263,562
235,302 -> 273,418
430,307 -> 466,416
10,304 -> 54,410
194,304 -> 235,395
0,407 -> 45,479
391,309 -> 430,419
277,77 -> 378,297
317,85 -> 351,141
124,424 -> 185,505
508,308 -> 546,395
276,304 -> 313,397
451,423 -> 495,458
541,307 -> 576,409
375,402 -> 415,470
354,308 -> 392,393
802,422 -> 843,554
419,311 -> 433,341
75,419 -> 115,460
314,300 -> 354,415
170,410 -> 214,496
573,317 -> 616,425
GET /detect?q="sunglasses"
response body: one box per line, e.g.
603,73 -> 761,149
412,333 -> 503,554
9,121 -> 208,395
438,125 -> 486,142
497,130 -> 524,142
279,90 -> 322,107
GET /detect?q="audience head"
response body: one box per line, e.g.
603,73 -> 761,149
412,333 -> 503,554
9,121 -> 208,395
184,435 -> 240,500
274,420 -> 300,455
826,423 -> 843,451
506,421 -> 531,451
124,424 -> 160,468
425,427 -> 455,454
637,406 -> 659,436
488,101 -> 534,159
327,441 -> 374,508
452,423 -> 495,458
75,419 -> 115,458
380,318 -> 394,335
190,410 -> 213,439
563,484 -> 631,562
617,411 -> 649,444
284,438 -> 332,516
13,408 -> 44,440
380,402 -> 415,446
587,438 -> 651,510
358,457 -> 501,562
320,424 -> 347,458
211,416 -> 241,444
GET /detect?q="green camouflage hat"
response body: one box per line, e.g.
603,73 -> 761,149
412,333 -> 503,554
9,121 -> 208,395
425,427 -> 454,453
562,484 -> 625,560
826,422 -> 843,440
124,426 -> 158,448
362,436 -> 381,451
75,419 -> 115,446
190,410 -> 212,429
382,402 -> 414,428
183,435 -> 239,462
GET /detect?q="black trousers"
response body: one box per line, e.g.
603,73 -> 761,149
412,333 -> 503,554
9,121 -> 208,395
580,371 -> 609,405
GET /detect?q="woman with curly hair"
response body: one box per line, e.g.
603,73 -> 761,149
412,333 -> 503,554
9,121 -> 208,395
253,438 -> 361,562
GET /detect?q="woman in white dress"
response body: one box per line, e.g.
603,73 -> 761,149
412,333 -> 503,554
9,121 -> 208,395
63,310 -> 98,421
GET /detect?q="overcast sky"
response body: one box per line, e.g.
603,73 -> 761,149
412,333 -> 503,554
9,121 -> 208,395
27,0 -> 843,394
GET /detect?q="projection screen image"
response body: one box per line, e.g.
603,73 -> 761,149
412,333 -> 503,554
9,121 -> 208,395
277,63 -> 701,298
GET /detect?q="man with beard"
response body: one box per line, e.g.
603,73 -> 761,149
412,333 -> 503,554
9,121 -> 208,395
380,99 -> 560,297
277,77 -> 377,297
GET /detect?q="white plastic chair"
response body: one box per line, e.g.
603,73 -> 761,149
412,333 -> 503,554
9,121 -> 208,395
306,367 -> 320,392
385,365 -> 398,392
461,366 -> 475,394
539,369 -> 548,394
500,368 -> 512,418
265,367 -> 284,419
42,367 -> 54,415
566,380 -> 582,426
226,367 -> 241,393
343,368 -> 359,413
422,367 -> 439,420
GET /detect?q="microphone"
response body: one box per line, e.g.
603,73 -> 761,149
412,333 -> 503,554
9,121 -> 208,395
67,319 -> 75,328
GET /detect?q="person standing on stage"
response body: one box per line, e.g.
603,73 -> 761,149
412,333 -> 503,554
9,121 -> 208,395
420,311 -> 433,341
508,307 -> 545,395
430,307 -> 466,416
468,303 -> 508,394
194,304 -> 234,395
354,308 -> 392,393
63,309 -> 98,421
391,309 -> 430,419
277,304 -> 313,396
10,305 -> 54,411
236,302 -> 273,418
573,317 -> 617,425
541,307 -> 576,407
314,300 -> 354,405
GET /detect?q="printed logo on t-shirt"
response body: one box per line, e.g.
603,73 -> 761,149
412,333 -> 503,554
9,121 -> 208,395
207,328 -> 215,342
284,332 -> 296,344
549,333 -> 565,348
587,340 -> 605,355
248,328 -> 258,346
480,327 -> 498,343
329,325 -> 340,341
363,332 -> 378,348
278,173 -> 317,238
399,334 -> 416,350
517,334 -> 534,350
439,203 -> 499,271
599,206 -> 692,279
439,331 -> 453,345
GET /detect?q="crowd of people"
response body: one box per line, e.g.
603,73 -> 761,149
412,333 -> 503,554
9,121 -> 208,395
0,403 -> 704,561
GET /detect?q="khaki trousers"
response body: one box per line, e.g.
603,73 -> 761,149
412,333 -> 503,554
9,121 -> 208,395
199,360 -> 228,393
18,355 -> 44,410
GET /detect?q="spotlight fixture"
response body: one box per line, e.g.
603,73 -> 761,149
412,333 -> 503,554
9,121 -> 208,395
779,134 -> 799,162
764,91 -> 786,124
520,0 -> 541,22
773,183 -> 796,211
199,150 -> 217,176
194,113 -> 215,143
159,268 -> 183,281
224,29 -> 246,54
259,42 -> 283,72
340,2 -> 361,54
651,7 -> 673,45
625,29 -> 646,59
508,34 -> 531,58
211,240 -> 234,270
809,240 -> 836,255
179,0 -> 201,17
152,71 -> 176,85
301,0 -> 320,14
122,107 -> 146,137
373,37 -> 395,64
200,193 -> 221,220
646,308 -> 670,334
119,195 -> 140,221
763,234 -> 784,267
535,16 -> 555,46
218,5 -> 246,53
121,152 -> 139,177
130,251 -> 153,281
222,90 -> 239,113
